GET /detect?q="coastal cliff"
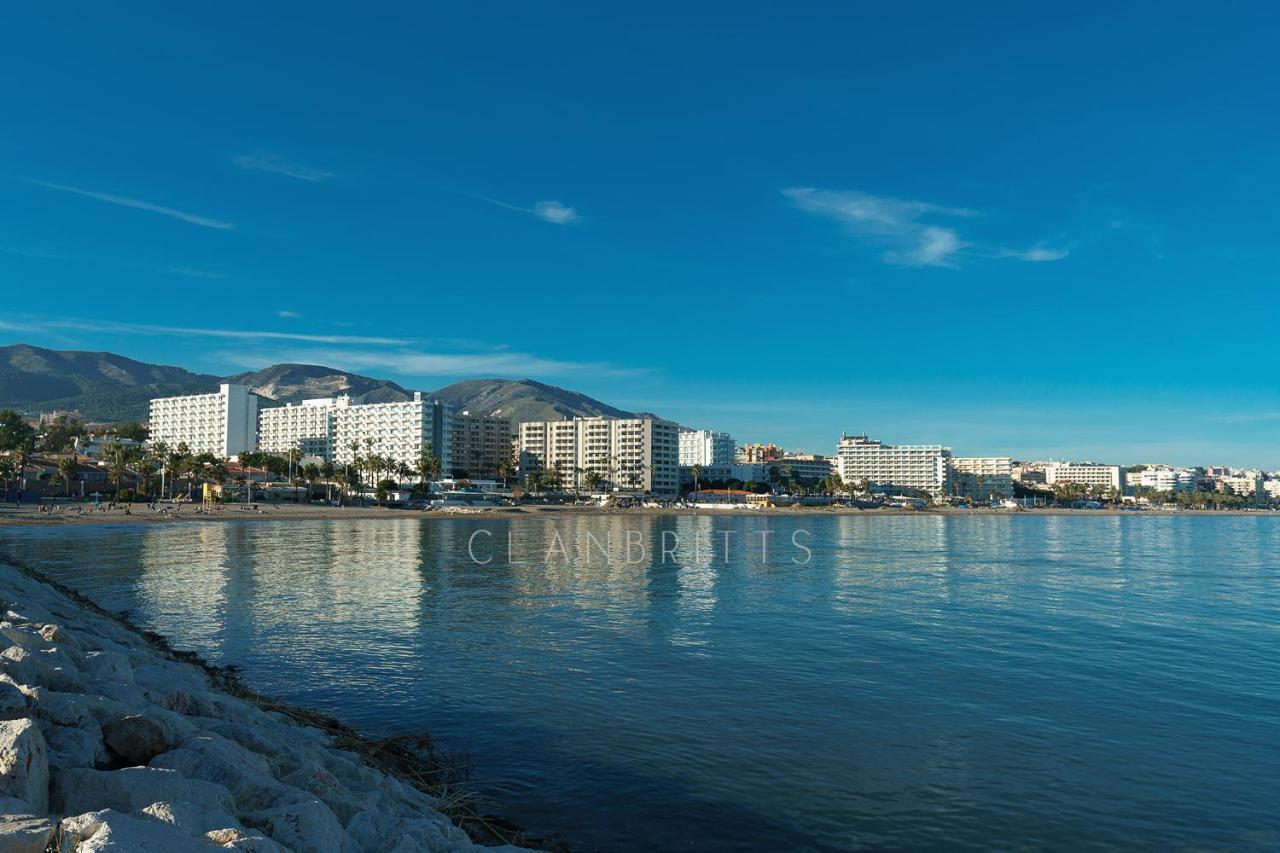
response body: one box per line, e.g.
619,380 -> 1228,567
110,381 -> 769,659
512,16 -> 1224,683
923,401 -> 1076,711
0,559 -> 534,852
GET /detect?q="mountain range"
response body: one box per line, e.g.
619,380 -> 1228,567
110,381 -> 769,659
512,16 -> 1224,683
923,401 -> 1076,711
0,343 -> 639,427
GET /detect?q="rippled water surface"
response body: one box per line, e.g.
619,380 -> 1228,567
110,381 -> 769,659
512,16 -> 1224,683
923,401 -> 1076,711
3,514 -> 1279,851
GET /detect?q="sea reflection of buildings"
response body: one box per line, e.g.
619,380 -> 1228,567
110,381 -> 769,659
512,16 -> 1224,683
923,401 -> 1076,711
139,519 -> 426,659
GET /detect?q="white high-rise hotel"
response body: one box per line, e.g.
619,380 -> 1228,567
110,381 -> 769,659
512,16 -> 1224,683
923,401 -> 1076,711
148,384 -> 258,458
836,434 -> 951,496
678,429 -> 736,467
258,393 -> 452,470
519,417 -> 680,496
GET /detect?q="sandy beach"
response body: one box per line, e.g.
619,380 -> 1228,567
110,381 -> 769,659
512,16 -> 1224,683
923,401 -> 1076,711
0,501 -> 1269,527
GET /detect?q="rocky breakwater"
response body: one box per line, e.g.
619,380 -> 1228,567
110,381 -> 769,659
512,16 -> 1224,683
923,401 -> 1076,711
0,560 -> 535,852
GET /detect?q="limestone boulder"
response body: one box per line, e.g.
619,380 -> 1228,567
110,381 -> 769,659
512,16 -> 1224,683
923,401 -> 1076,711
45,723 -> 105,771
51,767 -> 235,817
0,814 -> 54,853
243,798 -> 350,853
56,809 -> 217,852
0,718 -> 49,814
102,715 -> 181,765
0,680 -> 28,721
140,799 -> 243,837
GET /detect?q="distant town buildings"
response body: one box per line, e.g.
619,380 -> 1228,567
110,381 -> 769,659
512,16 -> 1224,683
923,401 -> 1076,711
679,429 -> 736,467
518,416 -> 679,496
148,383 -> 258,457
836,435 -> 951,497
1134,466 -> 1196,493
737,442 -> 783,463
1214,473 -> 1262,498
1043,462 -> 1124,492
949,457 -> 1014,500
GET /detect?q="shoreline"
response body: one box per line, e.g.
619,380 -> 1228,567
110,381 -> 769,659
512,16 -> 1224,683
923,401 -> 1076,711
0,551 -> 556,851
0,501 -> 1273,527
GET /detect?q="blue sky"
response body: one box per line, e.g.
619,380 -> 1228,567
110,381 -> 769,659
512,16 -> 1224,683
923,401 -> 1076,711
2,2 -> 1278,467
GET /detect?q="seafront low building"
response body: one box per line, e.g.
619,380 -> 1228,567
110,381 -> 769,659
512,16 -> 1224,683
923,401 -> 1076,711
835,435 -> 951,497
519,416 -> 680,496
1043,462 -> 1124,492
449,411 -> 513,478
776,454 -> 834,484
949,457 -> 1014,500
148,383 -> 258,458
679,429 -> 736,467
258,393 -> 452,472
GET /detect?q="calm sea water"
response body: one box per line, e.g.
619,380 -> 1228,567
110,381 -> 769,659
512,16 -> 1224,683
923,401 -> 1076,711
3,514 -> 1278,851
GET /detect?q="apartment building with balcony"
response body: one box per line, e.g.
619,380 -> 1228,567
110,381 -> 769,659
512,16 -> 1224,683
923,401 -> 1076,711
949,456 -> 1014,500
450,411 -> 513,478
835,435 -> 951,497
518,416 -> 680,496
255,393 -> 451,472
257,396 -> 344,461
148,383 -> 258,458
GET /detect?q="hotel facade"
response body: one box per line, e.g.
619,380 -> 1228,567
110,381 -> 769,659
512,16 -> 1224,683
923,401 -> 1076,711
835,435 -> 951,497
678,429 -> 736,467
519,416 -> 680,496
257,393 -> 452,471
148,383 -> 258,458
1043,463 -> 1124,492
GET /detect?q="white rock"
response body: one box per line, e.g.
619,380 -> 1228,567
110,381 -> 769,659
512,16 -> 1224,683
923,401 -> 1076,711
150,736 -> 301,812
56,809 -> 216,852
0,647 -> 85,694
51,767 -> 236,817
140,799 -> 243,837
0,680 -> 28,721
243,798 -> 350,853
0,794 -> 36,815
204,827 -> 286,851
0,814 -> 54,853
0,718 -> 49,814
45,723 -> 106,771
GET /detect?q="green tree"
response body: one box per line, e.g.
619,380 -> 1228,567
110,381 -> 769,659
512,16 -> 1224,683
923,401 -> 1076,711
57,455 -> 79,497
39,415 -> 87,453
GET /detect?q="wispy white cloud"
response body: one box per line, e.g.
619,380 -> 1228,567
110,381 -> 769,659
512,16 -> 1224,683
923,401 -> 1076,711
0,315 -> 408,346
276,310 -> 300,319
996,245 -> 1070,262
25,180 -> 234,230
232,152 -> 332,182
532,200 -> 578,224
783,187 -> 1067,268
214,346 -> 644,380
472,194 -> 580,225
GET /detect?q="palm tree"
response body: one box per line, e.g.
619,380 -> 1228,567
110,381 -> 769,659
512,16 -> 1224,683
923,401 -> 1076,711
416,451 -> 440,488
106,442 -> 130,500
302,462 -> 320,501
690,464 -> 702,494
583,470 -> 603,494
396,462 -> 414,486
57,455 -> 79,497
320,460 -> 336,501
134,453 -> 153,500
497,459 -> 514,490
